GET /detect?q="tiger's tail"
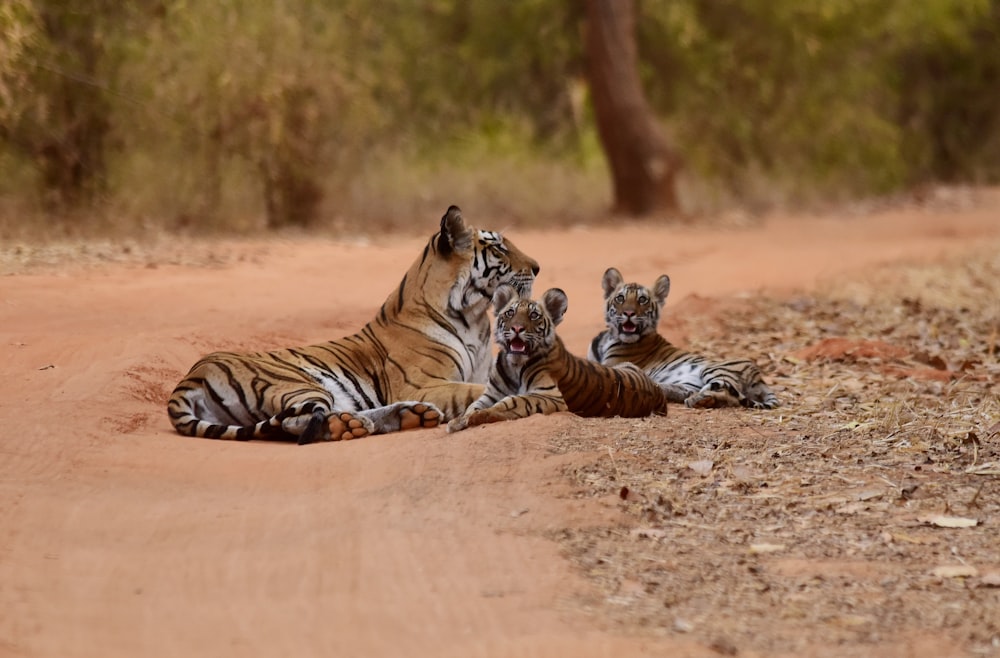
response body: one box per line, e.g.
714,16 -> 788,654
168,405 -> 280,441
166,396 -> 316,442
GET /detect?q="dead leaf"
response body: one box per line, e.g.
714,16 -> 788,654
687,460 -> 714,477
965,462 -> 1000,475
749,543 -> 786,554
918,514 -> 979,528
930,565 -> 979,578
913,350 -> 948,370
889,532 -> 938,545
836,502 -> 869,515
977,572 -> 1000,587
833,614 -> 872,628
673,618 -> 694,633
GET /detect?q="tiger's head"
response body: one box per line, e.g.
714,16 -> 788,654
492,285 -> 568,366
600,267 -> 671,343
432,206 -> 539,314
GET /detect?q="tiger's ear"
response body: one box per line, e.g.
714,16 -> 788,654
438,205 -> 474,256
653,275 -> 671,305
601,268 -> 624,299
542,288 -> 569,326
492,284 -> 519,313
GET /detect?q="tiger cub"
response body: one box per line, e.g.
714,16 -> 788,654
447,285 -> 668,432
587,267 -> 779,409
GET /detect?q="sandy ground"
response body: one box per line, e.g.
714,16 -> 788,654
1,196 -> 998,658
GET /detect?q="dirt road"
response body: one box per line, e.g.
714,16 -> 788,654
2,196 -> 998,657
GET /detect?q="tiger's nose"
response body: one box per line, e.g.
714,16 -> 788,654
623,311 -> 635,319
511,325 -> 525,334
530,262 -> 540,276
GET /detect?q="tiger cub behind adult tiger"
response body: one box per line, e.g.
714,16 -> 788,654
587,267 -> 778,409
447,285 -> 668,432
168,206 -> 539,444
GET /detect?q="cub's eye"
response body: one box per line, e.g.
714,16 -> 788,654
638,295 -> 649,305
503,307 -> 516,318
614,294 -> 625,304
529,310 -> 542,321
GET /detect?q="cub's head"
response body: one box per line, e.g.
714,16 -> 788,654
600,267 -> 671,343
491,285 -> 568,366
435,206 -> 539,310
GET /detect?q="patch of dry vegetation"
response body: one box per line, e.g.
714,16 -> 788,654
549,250 -> 1000,655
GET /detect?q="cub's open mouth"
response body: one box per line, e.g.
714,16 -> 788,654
621,320 -> 637,333
508,336 -> 528,353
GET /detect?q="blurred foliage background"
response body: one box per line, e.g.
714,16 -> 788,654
0,0 -> 997,237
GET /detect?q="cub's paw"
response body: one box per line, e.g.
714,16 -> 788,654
447,408 -> 509,432
749,394 -> 780,410
446,415 -> 470,433
684,392 -> 719,409
328,411 -> 374,441
398,402 -> 443,431
686,381 -> 743,409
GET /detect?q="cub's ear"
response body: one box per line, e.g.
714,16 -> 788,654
542,288 -> 569,326
601,267 -> 624,299
653,275 -> 671,305
438,205 -> 474,256
492,284 -> 519,314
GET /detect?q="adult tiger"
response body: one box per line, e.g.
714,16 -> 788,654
447,285 -> 668,432
168,206 -> 539,444
587,267 -> 779,409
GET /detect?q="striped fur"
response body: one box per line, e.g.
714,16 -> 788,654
447,285 -> 668,432
587,268 -> 779,409
168,206 -> 539,443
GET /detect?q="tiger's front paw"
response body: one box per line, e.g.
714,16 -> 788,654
399,402 -> 442,431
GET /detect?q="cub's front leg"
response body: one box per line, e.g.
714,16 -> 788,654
414,382 -> 487,420
446,391 -> 568,433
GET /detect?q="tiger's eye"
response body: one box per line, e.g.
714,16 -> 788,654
615,294 -> 625,303
504,308 -> 516,317
529,311 -> 541,320
638,296 -> 649,305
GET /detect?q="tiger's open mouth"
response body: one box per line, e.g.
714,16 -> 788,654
621,320 -> 638,334
508,336 -> 528,354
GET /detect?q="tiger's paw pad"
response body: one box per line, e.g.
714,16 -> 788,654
328,412 -> 372,441
399,403 -> 442,431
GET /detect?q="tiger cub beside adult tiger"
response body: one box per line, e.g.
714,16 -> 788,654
168,206 -> 539,444
447,285 -> 668,432
588,267 -> 779,409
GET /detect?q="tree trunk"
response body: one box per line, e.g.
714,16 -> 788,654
583,0 -> 681,216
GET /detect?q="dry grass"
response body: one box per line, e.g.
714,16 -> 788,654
547,250 -> 1000,655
